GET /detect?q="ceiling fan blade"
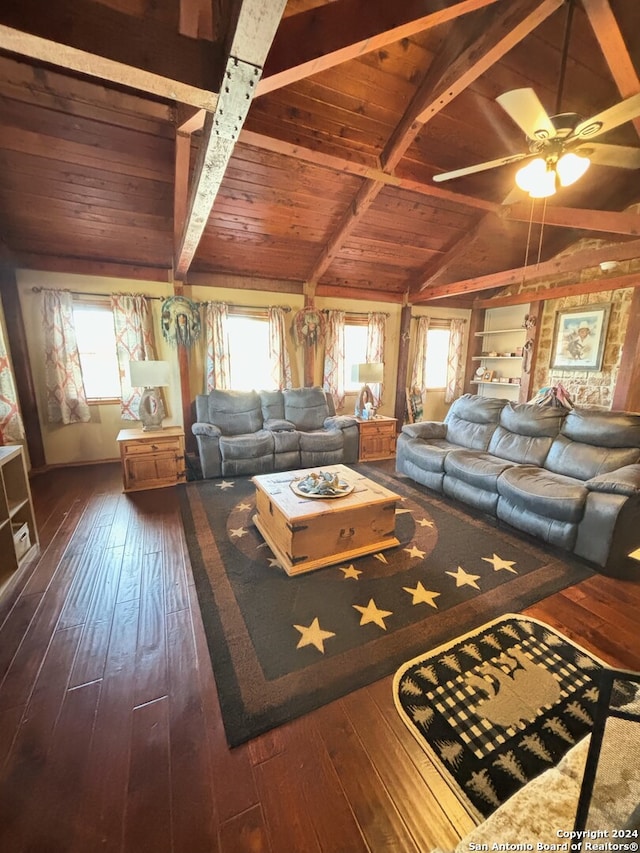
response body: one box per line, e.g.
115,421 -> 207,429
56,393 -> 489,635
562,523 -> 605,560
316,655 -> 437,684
574,142 -> 640,169
433,152 -> 531,183
496,89 -> 556,140
573,92 -> 640,140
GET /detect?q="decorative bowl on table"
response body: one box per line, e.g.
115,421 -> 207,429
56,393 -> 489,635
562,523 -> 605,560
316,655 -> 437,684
290,470 -> 354,499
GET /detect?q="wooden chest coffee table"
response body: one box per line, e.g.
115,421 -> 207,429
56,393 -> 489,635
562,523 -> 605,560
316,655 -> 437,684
252,464 -> 401,576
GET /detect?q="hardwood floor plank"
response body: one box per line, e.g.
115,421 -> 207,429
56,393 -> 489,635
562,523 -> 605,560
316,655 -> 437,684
187,582 -> 261,824
0,704 -> 23,769
252,738 -> 323,853
314,700 -> 422,853
167,607 -> 218,852
23,681 -> 102,852
117,549 -> 144,603
0,592 -> 43,682
366,677 -> 478,839
134,551 -> 168,706
0,625 -> 83,848
341,686 -> 465,851
124,697 -> 172,853
219,803 -> 272,853
72,597 -> 139,853
163,506 -> 190,614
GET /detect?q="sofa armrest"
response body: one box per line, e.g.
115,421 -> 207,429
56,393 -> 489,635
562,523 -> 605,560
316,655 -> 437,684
324,415 -> 358,431
585,464 -> 640,497
264,418 -> 296,431
401,421 -> 447,440
192,422 -> 222,438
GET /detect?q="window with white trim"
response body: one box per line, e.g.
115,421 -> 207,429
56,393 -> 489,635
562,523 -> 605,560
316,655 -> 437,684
227,314 -> 272,391
72,300 -> 121,401
424,327 -> 451,389
344,322 -> 368,391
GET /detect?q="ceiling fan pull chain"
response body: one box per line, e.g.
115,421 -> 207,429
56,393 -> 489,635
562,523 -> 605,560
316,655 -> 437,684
521,196 -> 536,286
536,197 -> 548,268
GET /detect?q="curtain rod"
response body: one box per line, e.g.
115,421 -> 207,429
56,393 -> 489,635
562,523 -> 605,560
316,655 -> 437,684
320,308 -> 390,317
31,286 -> 163,301
31,287 -> 291,311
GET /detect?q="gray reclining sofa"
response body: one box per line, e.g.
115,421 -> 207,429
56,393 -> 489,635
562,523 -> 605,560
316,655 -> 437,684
396,393 -> 640,577
192,386 -> 359,478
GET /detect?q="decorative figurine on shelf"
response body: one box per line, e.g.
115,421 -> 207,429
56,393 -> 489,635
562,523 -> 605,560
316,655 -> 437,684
161,295 -> 201,348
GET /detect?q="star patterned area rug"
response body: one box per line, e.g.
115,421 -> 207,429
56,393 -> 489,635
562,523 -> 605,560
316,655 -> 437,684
393,614 -> 605,821
179,464 -> 594,746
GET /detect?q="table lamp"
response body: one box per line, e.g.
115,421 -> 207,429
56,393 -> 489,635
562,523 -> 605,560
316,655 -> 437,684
351,362 -> 384,417
129,359 -> 170,431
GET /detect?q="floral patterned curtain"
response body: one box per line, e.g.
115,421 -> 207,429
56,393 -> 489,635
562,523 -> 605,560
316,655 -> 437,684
111,294 -> 157,420
322,310 -> 346,408
42,290 -> 91,425
366,312 -> 386,407
445,318 -> 465,404
410,316 -> 430,392
268,307 -> 292,390
204,301 -> 230,391
0,322 -> 25,443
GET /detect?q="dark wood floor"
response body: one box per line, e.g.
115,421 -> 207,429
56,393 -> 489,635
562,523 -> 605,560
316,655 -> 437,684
0,462 -> 639,853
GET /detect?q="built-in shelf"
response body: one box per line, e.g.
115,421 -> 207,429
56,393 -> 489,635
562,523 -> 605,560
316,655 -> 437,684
474,328 -> 526,336
0,445 -> 39,591
471,356 -> 523,361
471,380 -> 520,388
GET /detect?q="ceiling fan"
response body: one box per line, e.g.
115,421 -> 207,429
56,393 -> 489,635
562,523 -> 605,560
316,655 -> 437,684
433,0 -> 640,198
432,87 -> 640,197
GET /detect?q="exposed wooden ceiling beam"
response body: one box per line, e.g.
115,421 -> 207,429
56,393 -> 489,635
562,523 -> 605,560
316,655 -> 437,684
305,0 -> 562,286
174,0 -> 287,279
503,204 -> 640,235
257,0 -> 500,96
0,1 -> 220,111
474,270 -> 640,308
581,0 -> 640,142
381,0 -> 563,171
238,130 -> 500,213
413,236 -> 640,301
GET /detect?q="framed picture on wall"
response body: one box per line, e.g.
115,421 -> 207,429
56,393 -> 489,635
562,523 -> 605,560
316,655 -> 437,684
550,304 -> 611,371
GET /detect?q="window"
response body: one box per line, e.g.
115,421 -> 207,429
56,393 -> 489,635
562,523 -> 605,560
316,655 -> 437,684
72,301 -> 121,401
227,315 -> 272,391
424,327 -> 451,389
344,323 -> 368,391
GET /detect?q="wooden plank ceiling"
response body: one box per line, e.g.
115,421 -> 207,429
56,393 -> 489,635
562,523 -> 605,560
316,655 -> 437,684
0,0 -> 638,303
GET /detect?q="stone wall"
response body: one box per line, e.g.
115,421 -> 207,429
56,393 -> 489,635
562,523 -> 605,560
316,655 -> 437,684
532,287 -> 632,409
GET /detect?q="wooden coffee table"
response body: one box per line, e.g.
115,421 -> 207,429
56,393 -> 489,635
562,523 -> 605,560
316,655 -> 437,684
252,464 -> 401,576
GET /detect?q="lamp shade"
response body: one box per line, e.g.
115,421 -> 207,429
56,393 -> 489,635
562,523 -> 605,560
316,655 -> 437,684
129,360 -> 170,388
351,362 -> 384,383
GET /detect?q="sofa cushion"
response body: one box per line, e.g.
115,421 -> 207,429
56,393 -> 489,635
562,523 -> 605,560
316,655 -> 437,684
545,409 -> 640,480
444,449 -> 515,492
283,387 -> 329,430
444,394 -> 505,451
219,429 -> 274,461
259,389 -> 285,422
398,437 -> 462,473
204,390 -> 263,436
497,466 -> 588,523
488,403 -> 565,466
298,428 -> 343,453
273,430 -> 299,454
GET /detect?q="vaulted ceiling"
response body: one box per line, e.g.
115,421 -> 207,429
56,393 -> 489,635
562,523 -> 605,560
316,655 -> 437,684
0,0 -> 639,305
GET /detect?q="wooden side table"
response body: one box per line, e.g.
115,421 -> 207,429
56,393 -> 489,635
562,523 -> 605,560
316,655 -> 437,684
116,427 -> 186,493
356,416 -> 397,462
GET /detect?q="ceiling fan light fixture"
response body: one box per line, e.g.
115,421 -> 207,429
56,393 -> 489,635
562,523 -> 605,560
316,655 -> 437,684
556,152 -> 590,186
515,158 -> 556,197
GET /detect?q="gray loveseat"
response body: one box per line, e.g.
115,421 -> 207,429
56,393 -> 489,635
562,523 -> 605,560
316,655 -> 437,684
192,386 -> 359,478
396,394 -> 640,577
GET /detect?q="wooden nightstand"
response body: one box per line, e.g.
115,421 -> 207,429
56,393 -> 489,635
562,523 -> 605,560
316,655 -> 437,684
356,416 -> 397,461
116,427 -> 186,493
